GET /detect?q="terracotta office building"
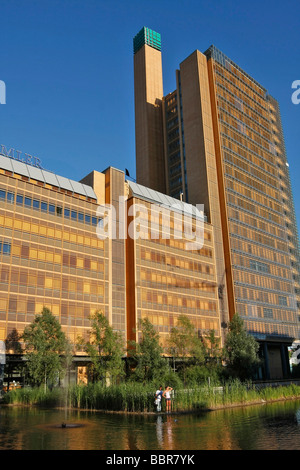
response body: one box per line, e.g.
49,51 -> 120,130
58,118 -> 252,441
125,180 -> 220,348
0,152 -> 221,382
133,27 -> 300,379
0,154 -> 109,381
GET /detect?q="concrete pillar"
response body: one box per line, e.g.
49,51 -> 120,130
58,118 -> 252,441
280,344 -> 289,378
263,342 -> 270,380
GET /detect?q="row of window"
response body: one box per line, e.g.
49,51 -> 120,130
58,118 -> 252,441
215,68 -> 269,119
0,241 -> 104,271
244,318 -> 297,338
140,247 -> 214,272
0,188 -> 99,226
141,290 -> 217,311
218,93 -> 271,138
214,60 -> 266,101
238,301 -> 296,324
234,265 -> 292,293
0,297 -> 104,318
226,173 -> 282,215
141,312 -> 219,337
140,269 -> 216,293
223,145 -> 278,188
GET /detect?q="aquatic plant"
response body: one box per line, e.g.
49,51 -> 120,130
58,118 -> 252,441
3,381 -> 300,413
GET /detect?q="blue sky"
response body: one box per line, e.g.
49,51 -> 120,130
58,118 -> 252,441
1,0 -> 300,230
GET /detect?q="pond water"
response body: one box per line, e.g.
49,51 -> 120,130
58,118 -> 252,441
1,400 -> 300,450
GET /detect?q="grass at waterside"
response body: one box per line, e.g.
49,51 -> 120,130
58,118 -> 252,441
3,381 -> 300,412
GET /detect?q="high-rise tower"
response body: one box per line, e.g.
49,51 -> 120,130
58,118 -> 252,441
133,28 -> 300,379
133,27 -> 166,194
204,46 -> 299,379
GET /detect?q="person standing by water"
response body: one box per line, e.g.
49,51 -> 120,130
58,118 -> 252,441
163,386 -> 173,412
155,386 -> 163,412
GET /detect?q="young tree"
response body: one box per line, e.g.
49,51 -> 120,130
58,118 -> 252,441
202,329 -> 222,362
82,311 -> 125,384
168,315 -> 205,383
22,308 -> 69,390
128,318 -> 168,383
223,314 -> 260,381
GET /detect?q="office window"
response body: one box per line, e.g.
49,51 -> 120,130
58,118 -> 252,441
0,242 -> 11,255
78,213 -> 84,222
278,296 -> 288,307
41,202 -> 47,212
263,307 -> 273,319
33,199 -> 40,209
85,215 -> 91,224
0,190 -> 6,200
249,260 -> 270,274
71,211 -> 77,221
7,192 -> 14,204
64,208 -> 70,218
16,195 -> 23,205
49,204 -> 55,214
25,197 -> 32,207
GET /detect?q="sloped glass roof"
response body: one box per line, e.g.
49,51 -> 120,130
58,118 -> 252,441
128,181 -> 204,220
0,154 -> 97,199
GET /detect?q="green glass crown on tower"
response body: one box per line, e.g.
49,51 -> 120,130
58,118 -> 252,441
133,27 -> 161,54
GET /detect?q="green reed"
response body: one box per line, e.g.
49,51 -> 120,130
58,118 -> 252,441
2,386 -> 63,406
3,381 -> 300,412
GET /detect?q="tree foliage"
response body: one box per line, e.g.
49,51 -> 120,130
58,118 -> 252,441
168,315 -> 205,383
169,315 -> 202,359
22,308 -> 69,390
128,318 -> 168,382
81,311 -> 125,384
202,329 -> 222,361
223,314 -> 260,380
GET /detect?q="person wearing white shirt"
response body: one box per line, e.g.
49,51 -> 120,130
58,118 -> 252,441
155,386 -> 163,412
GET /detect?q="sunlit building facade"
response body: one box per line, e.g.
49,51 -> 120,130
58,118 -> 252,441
125,181 -> 221,348
0,154 -> 223,383
133,27 -> 300,379
0,154 -> 109,363
0,27 -> 298,385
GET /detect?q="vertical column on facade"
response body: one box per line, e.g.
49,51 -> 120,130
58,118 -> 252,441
179,51 -> 230,344
125,195 -> 137,345
263,342 -> 271,380
205,57 -> 236,330
280,343 -> 290,378
104,168 -> 127,343
134,42 -> 166,193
